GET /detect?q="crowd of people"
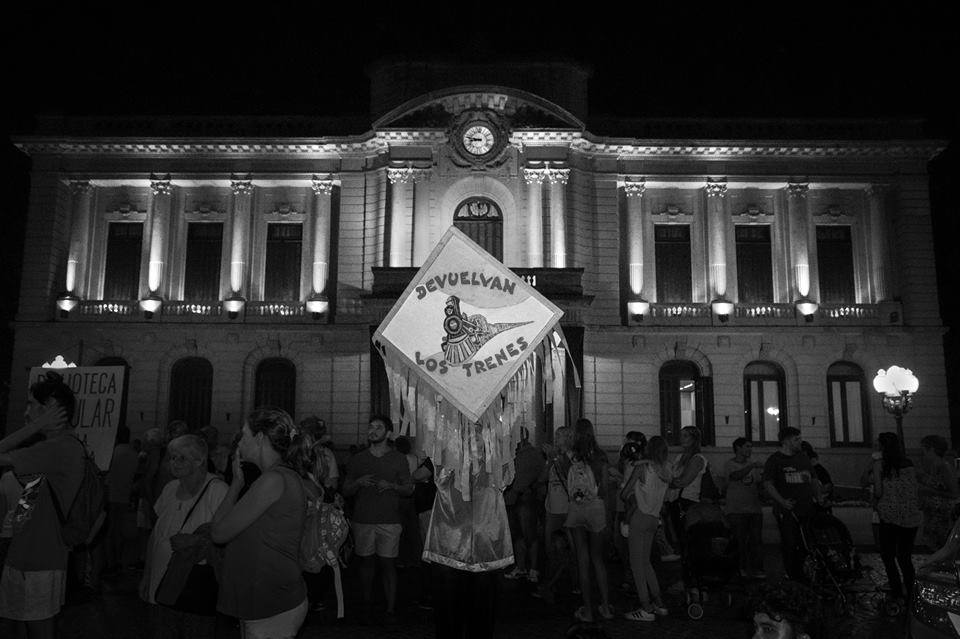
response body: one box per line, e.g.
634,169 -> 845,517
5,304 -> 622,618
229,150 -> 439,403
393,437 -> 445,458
1,370 -> 959,639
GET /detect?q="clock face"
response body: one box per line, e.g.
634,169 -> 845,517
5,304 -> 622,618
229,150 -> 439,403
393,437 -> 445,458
462,124 -> 496,155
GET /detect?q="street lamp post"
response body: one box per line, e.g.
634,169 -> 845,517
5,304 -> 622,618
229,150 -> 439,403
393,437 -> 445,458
873,365 -> 919,446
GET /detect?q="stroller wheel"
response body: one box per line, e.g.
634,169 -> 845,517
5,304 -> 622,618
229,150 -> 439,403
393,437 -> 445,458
687,602 -> 704,620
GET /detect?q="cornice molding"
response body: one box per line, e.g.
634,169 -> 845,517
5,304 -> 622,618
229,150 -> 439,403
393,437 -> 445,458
14,136 -> 944,161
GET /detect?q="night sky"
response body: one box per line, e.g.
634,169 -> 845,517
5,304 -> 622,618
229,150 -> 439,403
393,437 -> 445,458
2,6 -> 957,431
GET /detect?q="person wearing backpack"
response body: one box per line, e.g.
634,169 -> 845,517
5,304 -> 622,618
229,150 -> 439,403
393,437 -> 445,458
564,418 -> 613,623
0,371 -> 85,639
211,407 -> 319,639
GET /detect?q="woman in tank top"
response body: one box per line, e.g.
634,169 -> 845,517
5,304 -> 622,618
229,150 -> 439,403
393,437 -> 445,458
211,407 -> 319,639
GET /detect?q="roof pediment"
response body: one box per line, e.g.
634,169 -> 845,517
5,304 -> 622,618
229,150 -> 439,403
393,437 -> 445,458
372,85 -> 584,131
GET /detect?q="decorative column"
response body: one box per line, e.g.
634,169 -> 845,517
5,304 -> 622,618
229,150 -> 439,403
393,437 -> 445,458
523,167 -> 545,267
546,164 -> 570,268
229,175 -> 254,294
866,184 -> 890,301
147,174 -> 173,294
66,180 -> 94,296
786,181 -> 811,297
311,176 -> 335,296
705,178 -> 729,298
624,178 -> 646,296
387,166 -> 414,267
411,169 -> 432,265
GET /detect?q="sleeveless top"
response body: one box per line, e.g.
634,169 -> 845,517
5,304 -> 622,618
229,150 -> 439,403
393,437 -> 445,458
877,465 -> 923,528
676,453 -> 707,502
218,466 -> 306,620
633,461 -> 670,517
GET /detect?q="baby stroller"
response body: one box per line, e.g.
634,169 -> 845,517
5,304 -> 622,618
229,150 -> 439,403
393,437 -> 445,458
797,510 -> 892,616
681,503 -> 740,619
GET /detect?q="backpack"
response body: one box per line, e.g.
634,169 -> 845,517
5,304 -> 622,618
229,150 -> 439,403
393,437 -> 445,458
567,459 -> 599,505
50,437 -> 107,548
698,460 -> 720,502
298,478 -> 349,618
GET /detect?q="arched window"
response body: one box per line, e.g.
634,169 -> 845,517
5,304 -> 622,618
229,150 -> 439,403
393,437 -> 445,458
254,358 -> 296,417
454,197 -> 502,261
95,356 -> 130,429
168,357 -> 213,429
827,361 -> 870,446
744,361 -> 786,443
659,360 -> 714,446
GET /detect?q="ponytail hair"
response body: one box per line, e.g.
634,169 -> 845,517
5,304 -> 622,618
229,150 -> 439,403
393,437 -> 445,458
247,406 -> 317,480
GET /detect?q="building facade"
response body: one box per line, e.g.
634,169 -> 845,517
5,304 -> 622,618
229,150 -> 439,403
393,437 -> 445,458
9,63 -> 948,483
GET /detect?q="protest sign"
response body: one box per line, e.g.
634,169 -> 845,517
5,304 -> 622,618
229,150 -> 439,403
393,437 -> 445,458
29,366 -> 126,470
373,226 -> 563,422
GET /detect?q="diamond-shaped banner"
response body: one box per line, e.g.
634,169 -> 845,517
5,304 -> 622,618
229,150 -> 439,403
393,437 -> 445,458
373,227 -> 563,422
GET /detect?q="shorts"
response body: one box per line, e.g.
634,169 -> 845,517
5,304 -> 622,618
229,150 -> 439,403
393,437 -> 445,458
564,498 -> 606,533
241,598 -> 308,639
0,566 -> 67,621
352,522 -> 402,558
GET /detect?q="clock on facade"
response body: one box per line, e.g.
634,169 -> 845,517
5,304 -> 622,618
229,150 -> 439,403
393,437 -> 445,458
461,123 -> 496,156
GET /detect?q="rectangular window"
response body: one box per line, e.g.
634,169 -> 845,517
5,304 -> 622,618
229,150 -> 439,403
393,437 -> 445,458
745,378 -> 783,443
735,225 -> 773,303
264,223 -> 302,301
103,222 -> 143,299
816,226 -> 855,304
655,224 -> 692,302
829,378 -> 868,445
183,223 -> 223,301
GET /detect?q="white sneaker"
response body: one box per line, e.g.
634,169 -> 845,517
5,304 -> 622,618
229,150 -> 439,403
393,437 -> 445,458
527,569 -> 539,584
624,608 -> 656,622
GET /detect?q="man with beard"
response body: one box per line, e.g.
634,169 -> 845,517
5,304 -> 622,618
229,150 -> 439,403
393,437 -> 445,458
343,415 -> 413,623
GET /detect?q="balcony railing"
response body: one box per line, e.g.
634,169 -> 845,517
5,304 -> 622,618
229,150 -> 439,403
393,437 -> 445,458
634,301 -> 900,327
246,301 -> 306,317
77,300 -> 139,317
165,301 -> 222,317
371,267 -> 585,298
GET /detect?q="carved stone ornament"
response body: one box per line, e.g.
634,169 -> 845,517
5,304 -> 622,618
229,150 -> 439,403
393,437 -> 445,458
523,162 -> 569,185
522,168 -> 545,185
623,179 -> 646,198
825,205 -> 844,218
739,205 -> 771,218
387,164 -> 431,185
663,204 -> 685,217
705,179 -> 728,198
150,173 -> 173,196
272,203 -> 301,216
311,175 -> 335,195
454,197 -> 502,220
109,203 -> 144,218
69,180 -> 94,196
231,175 -> 254,195
787,182 -> 810,198
189,204 -> 222,217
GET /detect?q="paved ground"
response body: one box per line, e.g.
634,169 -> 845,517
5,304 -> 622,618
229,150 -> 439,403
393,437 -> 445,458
0,544 -> 911,638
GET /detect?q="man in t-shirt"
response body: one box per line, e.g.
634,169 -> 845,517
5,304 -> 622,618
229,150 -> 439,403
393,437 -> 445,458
724,437 -> 766,578
763,427 -> 819,581
343,415 -> 413,622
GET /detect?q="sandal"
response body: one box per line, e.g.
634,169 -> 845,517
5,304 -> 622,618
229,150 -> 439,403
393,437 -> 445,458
598,603 -> 615,620
574,606 -> 594,622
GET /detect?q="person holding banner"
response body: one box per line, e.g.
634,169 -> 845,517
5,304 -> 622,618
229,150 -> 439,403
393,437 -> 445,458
0,371 -> 85,639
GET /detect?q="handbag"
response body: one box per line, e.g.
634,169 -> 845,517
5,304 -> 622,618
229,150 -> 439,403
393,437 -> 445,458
154,480 -> 219,615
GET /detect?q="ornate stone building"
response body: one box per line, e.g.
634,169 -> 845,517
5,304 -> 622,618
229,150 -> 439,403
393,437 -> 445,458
9,61 -> 948,482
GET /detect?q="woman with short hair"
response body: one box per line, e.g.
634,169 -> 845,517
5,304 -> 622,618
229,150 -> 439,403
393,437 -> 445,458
212,407 -> 319,639
140,434 -> 228,637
